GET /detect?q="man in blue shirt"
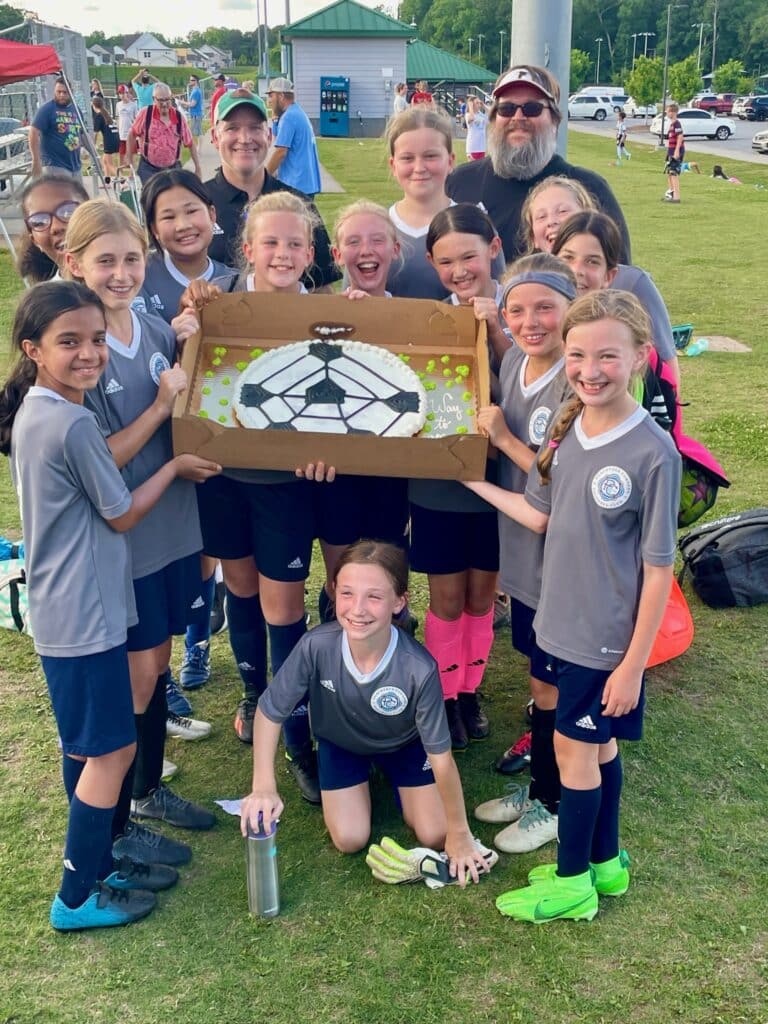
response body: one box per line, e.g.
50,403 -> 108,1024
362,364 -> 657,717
30,79 -> 84,178
180,75 -> 204,141
266,77 -> 322,198
132,69 -> 159,110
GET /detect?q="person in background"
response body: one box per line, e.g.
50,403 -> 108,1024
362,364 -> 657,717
663,102 -> 684,204
30,78 -> 84,180
127,83 -> 201,186
116,85 -> 138,172
393,82 -> 408,115
210,73 -> 227,126
178,75 -> 204,146
411,80 -> 434,106
91,97 -> 120,179
465,97 -> 488,160
615,110 -> 630,164
132,69 -> 159,110
266,78 -> 322,199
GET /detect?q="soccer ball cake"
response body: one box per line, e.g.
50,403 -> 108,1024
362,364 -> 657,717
232,340 -> 427,437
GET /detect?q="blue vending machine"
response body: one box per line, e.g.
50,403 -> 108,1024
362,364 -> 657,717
320,76 -> 350,137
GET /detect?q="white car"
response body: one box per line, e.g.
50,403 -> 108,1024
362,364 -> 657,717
752,128 -> 768,154
623,97 -> 657,118
568,94 -> 613,120
650,108 -> 736,140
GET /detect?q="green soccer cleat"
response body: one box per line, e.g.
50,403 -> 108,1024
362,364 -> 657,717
527,849 -> 630,896
496,869 -> 598,923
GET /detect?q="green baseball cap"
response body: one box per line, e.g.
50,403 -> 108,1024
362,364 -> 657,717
215,89 -> 268,123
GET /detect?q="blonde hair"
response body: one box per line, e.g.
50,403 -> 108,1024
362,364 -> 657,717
384,105 -> 454,156
333,200 -> 396,249
64,199 -> 147,275
243,191 -> 317,248
520,175 -> 596,253
536,290 -> 651,483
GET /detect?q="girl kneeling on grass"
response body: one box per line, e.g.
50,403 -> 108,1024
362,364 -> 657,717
240,540 -> 488,885
0,282 -> 219,931
465,291 -> 681,922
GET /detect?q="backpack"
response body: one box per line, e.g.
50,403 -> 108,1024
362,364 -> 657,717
0,558 -> 32,635
678,508 -> 768,609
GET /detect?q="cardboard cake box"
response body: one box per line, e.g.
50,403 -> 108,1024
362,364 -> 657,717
172,292 -> 490,479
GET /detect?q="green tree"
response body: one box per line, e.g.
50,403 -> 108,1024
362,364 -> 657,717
668,54 -> 702,104
0,3 -> 25,32
570,49 -> 593,93
626,55 -> 663,108
712,58 -> 751,94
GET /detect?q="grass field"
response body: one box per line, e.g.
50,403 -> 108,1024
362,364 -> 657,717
0,133 -> 767,1024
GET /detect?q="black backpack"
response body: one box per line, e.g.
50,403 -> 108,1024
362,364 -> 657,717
678,508 -> 768,608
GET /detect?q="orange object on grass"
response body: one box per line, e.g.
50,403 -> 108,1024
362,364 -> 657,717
646,577 -> 694,668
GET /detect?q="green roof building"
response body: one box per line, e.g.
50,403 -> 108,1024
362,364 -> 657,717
281,0 -> 496,137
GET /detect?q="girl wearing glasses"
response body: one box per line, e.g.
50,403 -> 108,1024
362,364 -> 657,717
17,171 -> 88,284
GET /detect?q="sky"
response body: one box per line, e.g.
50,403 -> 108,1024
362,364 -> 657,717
20,0 -> 399,40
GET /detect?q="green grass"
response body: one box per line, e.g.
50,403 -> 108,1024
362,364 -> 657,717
1,134 -> 768,1023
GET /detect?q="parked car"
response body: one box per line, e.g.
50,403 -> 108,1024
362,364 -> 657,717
650,108 -> 736,140
623,97 -> 657,118
605,92 -> 630,112
568,94 -> 613,120
692,93 -> 736,115
751,127 -> 768,153
731,96 -> 751,119
745,96 -> 768,121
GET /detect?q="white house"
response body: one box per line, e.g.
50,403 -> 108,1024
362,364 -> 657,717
87,44 -> 112,66
197,44 -> 233,70
123,33 -> 177,68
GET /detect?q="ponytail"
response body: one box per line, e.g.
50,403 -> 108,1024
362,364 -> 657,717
535,395 -> 583,484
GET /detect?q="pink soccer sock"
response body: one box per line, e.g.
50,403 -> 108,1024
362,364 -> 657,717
424,609 -> 465,699
462,607 -> 494,693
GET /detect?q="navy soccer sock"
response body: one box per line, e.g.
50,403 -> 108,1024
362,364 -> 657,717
132,678 -> 166,799
59,795 -> 115,908
268,617 -> 309,757
112,746 -> 136,840
556,784 -> 602,879
591,754 -> 623,865
62,754 -> 85,804
227,591 -> 268,700
185,572 -> 216,648
527,705 -> 560,814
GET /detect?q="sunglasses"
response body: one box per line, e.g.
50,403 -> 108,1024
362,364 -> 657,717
495,101 -> 550,119
24,200 -> 81,232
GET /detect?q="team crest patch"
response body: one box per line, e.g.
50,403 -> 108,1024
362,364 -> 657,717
371,686 -> 408,716
149,351 -> 171,385
591,466 -> 632,509
528,405 -> 552,445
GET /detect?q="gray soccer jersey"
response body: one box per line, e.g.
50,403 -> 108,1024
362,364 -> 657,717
85,309 -> 202,579
612,266 -> 676,364
497,346 -> 569,608
259,622 -> 451,755
10,388 -> 136,657
525,405 -> 681,671
138,250 -> 236,325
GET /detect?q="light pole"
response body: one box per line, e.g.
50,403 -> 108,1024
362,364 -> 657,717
631,33 -> 638,66
468,37 -> 474,62
660,4 -> 687,145
711,0 -> 718,73
499,30 -> 505,76
595,37 -> 603,84
692,21 -> 708,70
477,34 -> 484,62
640,31 -> 655,56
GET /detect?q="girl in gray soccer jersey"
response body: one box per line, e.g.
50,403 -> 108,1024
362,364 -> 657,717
65,200 -> 218,866
466,290 -> 680,923
0,282 -> 218,931
240,540 -> 489,887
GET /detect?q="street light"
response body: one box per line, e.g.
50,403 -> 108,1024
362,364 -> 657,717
660,4 -> 688,145
468,37 -> 474,61
477,34 -> 484,62
499,29 -> 505,76
640,31 -> 655,56
692,22 -> 708,70
631,33 -> 638,66
595,37 -> 603,84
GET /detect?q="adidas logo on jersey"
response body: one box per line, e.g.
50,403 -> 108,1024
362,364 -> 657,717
190,596 -> 204,609
105,378 -> 123,395
320,678 -> 336,693
287,557 -> 304,569
575,714 -> 597,731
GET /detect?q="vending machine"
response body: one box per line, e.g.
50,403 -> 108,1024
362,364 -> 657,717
319,76 -> 350,137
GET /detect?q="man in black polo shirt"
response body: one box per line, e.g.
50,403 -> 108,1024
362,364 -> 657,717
205,89 -> 340,289
447,66 -> 630,264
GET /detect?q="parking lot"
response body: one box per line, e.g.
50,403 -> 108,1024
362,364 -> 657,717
569,116 -> 767,164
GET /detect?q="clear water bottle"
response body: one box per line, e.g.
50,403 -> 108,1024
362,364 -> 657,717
245,814 -> 280,918
685,338 -> 709,357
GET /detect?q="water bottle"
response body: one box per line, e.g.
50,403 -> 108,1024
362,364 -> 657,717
685,338 -> 709,357
245,814 -> 280,918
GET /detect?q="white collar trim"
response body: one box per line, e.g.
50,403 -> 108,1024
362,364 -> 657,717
341,626 -> 399,684
106,309 -> 142,360
28,385 -> 67,401
519,355 -> 565,399
450,279 -> 502,307
575,404 -> 647,449
163,249 -> 215,287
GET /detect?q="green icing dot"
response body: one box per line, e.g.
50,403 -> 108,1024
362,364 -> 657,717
444,380 -> 454,389
442,368 -> 452,377
236,361 -> 248,371
398,353 -> 410,363
425,359 -> 436,372
426,412 -> 435,421
202,386 -> 211,395
440,354 -> 450,365
204,370 -> 214,379
467,409 -> 475,417
463,391 -> 472,402
249,348 -> 263,358
212,357 -> 222,366
456,425 -> 468,434
219,398 -> 229,407
198,410 -> 209,418
214,346 -> 228,356
222,376 -> 231,385
424,381 -> 436,391
455,364 -> 470,377
218,415 -> 228,423
417,371 -> 426,379
422,423 -> 431,434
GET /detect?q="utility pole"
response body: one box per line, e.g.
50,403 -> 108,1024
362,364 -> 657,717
595,37 -> 603,83
468,37 -> 474,61
510,0 -> 574,156
631,33 -> 638,66
640,31 -> 655,56
711,0 -> 718,74
499,30 -> 505,76
660,4 -> 687,146
693,22 -> 707,70
477,34 -> 484,62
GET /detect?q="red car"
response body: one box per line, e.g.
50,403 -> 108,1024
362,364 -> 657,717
692,93 -> 736,116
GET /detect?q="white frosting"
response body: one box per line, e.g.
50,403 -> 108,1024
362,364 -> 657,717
233,340 -> 427,437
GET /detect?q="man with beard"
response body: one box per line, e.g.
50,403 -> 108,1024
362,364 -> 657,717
30,79 -> 85,179
447,66 -> 630,264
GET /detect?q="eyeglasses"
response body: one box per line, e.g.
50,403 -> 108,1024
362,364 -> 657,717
495,101 -> 550,119
24,201 -> 81,232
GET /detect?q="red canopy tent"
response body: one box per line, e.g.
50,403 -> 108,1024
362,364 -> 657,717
0,38 -> 61,85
